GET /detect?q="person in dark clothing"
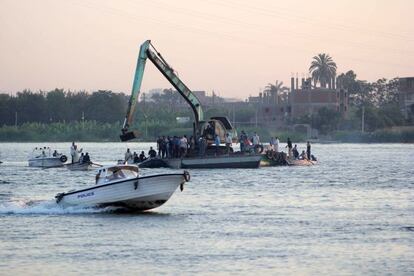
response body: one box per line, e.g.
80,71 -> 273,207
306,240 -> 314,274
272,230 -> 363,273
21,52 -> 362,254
198,136 -> 206,156
162,136 -> 168,158
286,137 -> 293,158
292,144 -> 299,159
306,141 -> 311,160
83,152 -> 91,163
239,130 -> 247,152
133,152 -> 139,163
79,153 -> 85,164
148,147 -> 157,158
156,137 -> 162,157
139,151 -> 146,162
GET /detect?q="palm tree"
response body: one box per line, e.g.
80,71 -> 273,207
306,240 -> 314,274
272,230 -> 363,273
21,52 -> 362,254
265,80 -> 284,104
309,53 -> 337,88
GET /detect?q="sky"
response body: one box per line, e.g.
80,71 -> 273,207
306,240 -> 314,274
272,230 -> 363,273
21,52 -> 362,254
0,0 -> 413,99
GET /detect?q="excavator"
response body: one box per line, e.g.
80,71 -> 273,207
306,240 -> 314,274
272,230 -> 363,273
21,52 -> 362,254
120,40 -> 237,150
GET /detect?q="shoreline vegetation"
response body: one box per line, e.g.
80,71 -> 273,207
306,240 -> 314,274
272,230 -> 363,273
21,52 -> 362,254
0,121 -> 413,143
0,65 -> 412,144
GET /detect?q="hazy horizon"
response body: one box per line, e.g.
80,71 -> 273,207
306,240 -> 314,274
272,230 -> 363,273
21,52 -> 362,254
1,0 -> 413,99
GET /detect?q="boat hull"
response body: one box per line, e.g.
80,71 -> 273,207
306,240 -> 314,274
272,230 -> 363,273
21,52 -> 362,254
138,158 -> 168,168
166,154 -> 261,169
28,157 -> 65,168
66,162 -> 93,171
56,173 -> 187,211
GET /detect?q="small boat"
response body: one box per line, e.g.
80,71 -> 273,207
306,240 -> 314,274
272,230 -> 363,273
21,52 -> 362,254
260,150 -> 317,166
260,151 -> 289,167
65,162 -> 94,171
286,158 -> 317,166
165,154 -> 262,169
137,157 -> 168,168
28,147 -> 67,168
55,165 -> 190,211
117,157 -> 169,168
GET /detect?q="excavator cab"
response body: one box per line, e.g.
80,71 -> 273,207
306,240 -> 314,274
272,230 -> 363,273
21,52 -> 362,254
200,116 -> 237,143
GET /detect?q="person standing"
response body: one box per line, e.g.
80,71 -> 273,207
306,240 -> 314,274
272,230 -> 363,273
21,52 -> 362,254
198,136 -> 206,157
70,142 -> 76,164
239,130 -> 246,152
180,135 -> 188,157
124,148 -> 132,163
156,137 -> 162,157
286,137 -> 292,158
306,141 -> 311,160
275,136 -> 280,152
214,134 -> 221,156
161,136 -> 167,158
269,137 -> 276,151
168,136 -> 173,158
252,132 -> 260,146
292,144 -> 299,159
225,133 -> 232,154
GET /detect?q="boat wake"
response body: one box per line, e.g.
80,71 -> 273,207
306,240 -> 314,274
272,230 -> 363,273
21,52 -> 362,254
0,198 -> 123,215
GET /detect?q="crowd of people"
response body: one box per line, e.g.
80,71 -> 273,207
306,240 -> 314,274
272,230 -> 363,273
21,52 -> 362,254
155,135 -> 196,159
122,131 -> 315,163
283,138 -> 314,161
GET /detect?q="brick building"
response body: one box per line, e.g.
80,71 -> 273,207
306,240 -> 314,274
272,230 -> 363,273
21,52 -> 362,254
288,77 -> 348,118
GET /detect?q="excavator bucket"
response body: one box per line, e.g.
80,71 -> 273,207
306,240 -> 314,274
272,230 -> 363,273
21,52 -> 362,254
120,130 -> 140,142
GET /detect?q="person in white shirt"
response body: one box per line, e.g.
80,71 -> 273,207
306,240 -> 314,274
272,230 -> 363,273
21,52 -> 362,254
70,142 -> 76,163
180,135 -> 188,157
124,148 -> 132,163
275,137 -> 280,152
252,132 -> 260,145
74,146 -> 83,163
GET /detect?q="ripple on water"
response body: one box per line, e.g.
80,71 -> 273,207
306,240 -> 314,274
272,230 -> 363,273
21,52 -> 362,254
0,142 -> 413,275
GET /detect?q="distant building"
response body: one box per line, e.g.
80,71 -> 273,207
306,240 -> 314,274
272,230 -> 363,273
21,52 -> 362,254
398,77 -> 414,120
288,77 -> 348,118
245,77 -> 348,127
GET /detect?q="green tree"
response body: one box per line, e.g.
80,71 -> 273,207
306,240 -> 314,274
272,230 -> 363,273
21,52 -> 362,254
46,89 -> 67,122
309,53 -> 337,88
264,80 -> 285,104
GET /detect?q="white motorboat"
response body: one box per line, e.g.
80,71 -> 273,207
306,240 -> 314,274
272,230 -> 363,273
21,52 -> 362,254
28,147 -> 68,168
55,165 -> 190,211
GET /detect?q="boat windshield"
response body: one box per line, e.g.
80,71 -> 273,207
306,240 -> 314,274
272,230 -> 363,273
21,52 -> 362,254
97,166 -> 138,184
31,147 -> 52,158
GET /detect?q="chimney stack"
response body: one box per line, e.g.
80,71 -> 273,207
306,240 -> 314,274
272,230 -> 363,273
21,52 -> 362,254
291,77 -> 295,92
295,76 -> 299,91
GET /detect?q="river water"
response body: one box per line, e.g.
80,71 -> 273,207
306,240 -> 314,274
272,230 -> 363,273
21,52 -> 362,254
0,142 -> 413,275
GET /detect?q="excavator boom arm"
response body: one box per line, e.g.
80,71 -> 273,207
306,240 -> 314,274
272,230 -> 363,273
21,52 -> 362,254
122,41 -> 150,131
121,40 -> 204,141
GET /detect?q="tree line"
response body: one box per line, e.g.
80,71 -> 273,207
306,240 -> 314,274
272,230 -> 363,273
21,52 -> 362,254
0,89 -> 128,125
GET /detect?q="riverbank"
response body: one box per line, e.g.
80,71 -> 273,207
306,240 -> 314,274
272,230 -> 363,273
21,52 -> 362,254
333,126 -> 414,143
0,122 -> 413,143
